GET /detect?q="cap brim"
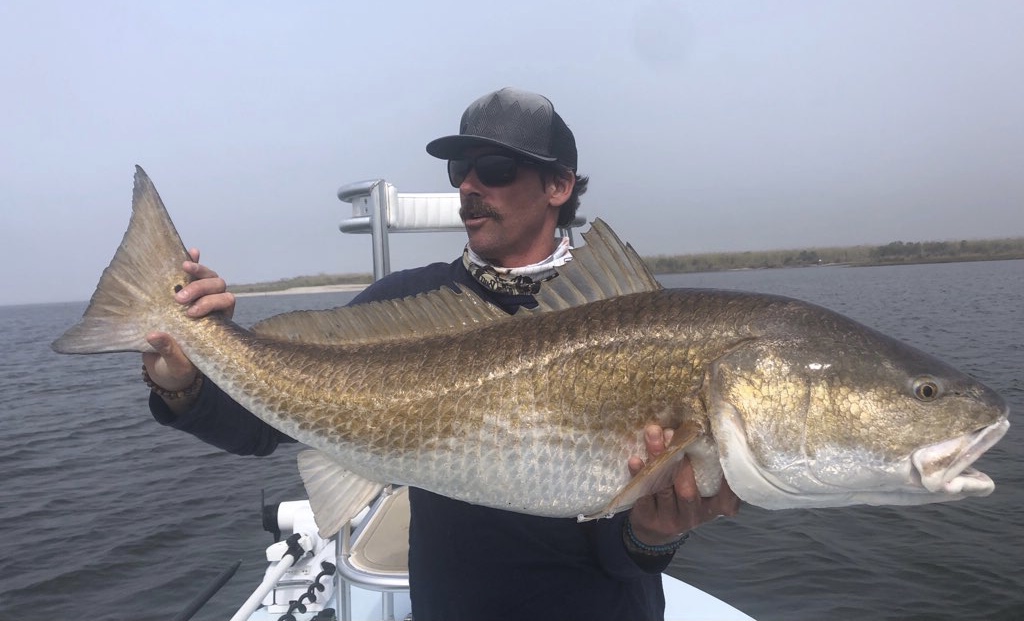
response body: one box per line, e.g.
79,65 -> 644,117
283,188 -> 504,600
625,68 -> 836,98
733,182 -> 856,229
426,135 -> 558,163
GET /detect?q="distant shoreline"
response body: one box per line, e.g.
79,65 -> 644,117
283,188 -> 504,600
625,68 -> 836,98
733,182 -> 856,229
233,283 -> 368,298
642,238 -> 1024,275
228,251 -> 1024,296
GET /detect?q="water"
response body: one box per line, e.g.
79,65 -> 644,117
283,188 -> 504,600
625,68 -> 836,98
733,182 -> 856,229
1,261 -> 1021,621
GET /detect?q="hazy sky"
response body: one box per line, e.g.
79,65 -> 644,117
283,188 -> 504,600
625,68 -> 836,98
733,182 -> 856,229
2,1 -> 1022,306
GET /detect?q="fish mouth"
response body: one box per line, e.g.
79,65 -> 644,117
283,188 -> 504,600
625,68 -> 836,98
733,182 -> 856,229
911,418 -> 1009,496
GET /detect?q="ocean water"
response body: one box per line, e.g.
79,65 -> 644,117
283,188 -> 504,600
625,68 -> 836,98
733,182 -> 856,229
1,260 -> 1021,621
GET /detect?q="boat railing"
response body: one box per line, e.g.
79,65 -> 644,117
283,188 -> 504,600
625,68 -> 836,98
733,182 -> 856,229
336,486 -> 412,621
336,179 -> 585,281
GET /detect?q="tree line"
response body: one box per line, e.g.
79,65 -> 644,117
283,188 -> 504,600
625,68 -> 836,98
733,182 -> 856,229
643,237 -> 1024,274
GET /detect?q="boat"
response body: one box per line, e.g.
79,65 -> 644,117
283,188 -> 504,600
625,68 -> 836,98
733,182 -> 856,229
222,180 -> 755,621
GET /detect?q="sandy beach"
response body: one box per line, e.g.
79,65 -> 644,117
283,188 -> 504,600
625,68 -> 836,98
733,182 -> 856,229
233,283 -> 368,298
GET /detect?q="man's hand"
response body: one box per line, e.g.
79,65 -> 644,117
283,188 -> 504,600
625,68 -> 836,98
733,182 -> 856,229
626,424 -> 740,546
142,249 -> 235,409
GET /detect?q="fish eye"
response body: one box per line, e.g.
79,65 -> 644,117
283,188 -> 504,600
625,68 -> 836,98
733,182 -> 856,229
912,378 -> 941,401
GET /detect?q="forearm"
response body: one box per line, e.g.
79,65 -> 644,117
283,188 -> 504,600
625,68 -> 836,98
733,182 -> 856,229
149,378 -> 295,456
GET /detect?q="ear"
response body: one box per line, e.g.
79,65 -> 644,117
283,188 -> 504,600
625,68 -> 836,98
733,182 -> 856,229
548,171 -> 576,208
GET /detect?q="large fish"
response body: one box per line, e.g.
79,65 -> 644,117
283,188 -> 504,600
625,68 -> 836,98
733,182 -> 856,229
54,167 -> 1009,536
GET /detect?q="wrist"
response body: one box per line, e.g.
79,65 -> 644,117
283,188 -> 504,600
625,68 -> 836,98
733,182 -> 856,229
623,515 -> 689,557
142,364 -> 204,403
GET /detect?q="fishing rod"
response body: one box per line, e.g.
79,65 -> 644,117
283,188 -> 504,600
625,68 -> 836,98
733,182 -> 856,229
172,559 -> 242,621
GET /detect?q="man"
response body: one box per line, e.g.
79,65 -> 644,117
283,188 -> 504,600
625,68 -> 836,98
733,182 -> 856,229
144,87 -> 739,621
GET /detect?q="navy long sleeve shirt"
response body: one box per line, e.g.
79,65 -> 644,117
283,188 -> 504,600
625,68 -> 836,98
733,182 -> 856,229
150,258 -> 672,621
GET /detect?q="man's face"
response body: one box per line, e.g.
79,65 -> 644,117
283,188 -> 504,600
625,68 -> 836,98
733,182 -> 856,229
456,147 -> 573,268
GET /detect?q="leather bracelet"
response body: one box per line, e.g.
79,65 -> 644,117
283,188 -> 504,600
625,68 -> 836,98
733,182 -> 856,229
623,515 -> 690,556
142,364 -> 204,401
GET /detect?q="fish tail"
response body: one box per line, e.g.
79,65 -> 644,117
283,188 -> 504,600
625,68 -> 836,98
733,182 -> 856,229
52,166 -> 193,354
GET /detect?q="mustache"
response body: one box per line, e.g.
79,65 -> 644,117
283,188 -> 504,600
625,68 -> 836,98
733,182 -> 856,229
460,196 -> 501,221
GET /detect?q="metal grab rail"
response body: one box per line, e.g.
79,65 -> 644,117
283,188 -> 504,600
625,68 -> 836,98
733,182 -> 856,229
336,179 -> 584,281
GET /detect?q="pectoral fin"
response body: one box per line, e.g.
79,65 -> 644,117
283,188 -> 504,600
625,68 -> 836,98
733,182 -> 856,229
578,422 -> 702,521
297,450 -> 386,538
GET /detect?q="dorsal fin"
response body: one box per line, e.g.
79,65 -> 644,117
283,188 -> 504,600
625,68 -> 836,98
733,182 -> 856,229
251,285 -> 510,344
252,219 -> 656,344
535,218 -> 662,312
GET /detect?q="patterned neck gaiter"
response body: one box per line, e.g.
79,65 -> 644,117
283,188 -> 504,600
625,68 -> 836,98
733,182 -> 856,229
463,237 -> 573,296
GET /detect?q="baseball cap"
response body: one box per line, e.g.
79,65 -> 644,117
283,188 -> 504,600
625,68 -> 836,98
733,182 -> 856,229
426,87 -> 577,171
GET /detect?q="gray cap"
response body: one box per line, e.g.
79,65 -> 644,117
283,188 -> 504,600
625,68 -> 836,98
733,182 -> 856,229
426,87 -> 577,171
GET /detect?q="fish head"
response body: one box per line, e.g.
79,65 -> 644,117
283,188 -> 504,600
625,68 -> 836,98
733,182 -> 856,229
706,321 -> 1009,510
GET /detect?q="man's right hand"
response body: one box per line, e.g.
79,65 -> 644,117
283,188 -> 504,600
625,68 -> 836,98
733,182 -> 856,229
142,248 -> 235,408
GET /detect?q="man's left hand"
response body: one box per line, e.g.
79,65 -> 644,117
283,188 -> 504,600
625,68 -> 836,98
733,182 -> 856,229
626,424 -> 740,546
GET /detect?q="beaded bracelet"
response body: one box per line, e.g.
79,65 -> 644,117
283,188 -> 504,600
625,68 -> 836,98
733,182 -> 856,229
623,515 -> 690,556
142,364 -> 204,401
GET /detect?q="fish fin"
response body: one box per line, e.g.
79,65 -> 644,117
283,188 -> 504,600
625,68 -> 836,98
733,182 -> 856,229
52,167 -> 193,354
535,219 -> 662,312
253,218 -> 654,343
252,285 -> 509,345
578,421 -> 702,521
297,450 -> 387,538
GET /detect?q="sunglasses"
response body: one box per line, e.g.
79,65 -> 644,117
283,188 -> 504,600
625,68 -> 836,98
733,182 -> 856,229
447,154 -> 539,188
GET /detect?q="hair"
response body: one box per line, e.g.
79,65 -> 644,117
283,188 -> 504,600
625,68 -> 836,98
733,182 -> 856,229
541,166 -> 589,227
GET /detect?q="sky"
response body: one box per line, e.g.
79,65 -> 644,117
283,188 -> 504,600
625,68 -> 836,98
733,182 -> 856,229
2,1 -> 1022,306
